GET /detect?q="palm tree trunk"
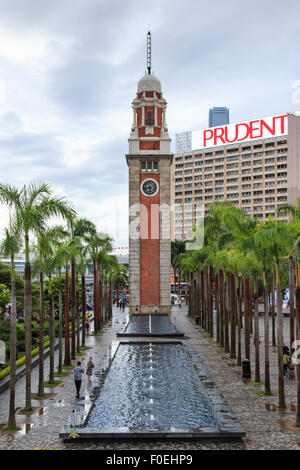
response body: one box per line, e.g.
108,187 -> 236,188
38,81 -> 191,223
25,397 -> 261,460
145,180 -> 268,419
289,255 -> 295,353
81,273 -> 86,346
99,273 -> 103,327
264,272 -> 271,395
71,259 -> 76,359
64,265 -> 71,366
57,270 -> 63,374
295,262 -> 300,426
116,278 -> 119,308
219,269 -> 224,348
215,272 -> 220,343
254,278 -> 260,383
93,258 -> 99,330
271,274 -> 276,347
230,272 -> 236,359
24,233 -> 32,411
109,278 -> 112,320
224,278 -> 230,353
76,286 -> 80,354
236,277 -> 242,366
203,269 -> 208,330
209,266 -> 214,337
188,272 -> 193,316
276,261 -> 286,409
200,269 -> 205,328
37,269 -> 45,396
7,256 -> 17,429
48,277 -> 55,384
244,277 -> 251,361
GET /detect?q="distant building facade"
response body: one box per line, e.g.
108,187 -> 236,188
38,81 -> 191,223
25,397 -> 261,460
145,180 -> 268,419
209,107 -> 230,127
175,131 -> 192,153
171,112 -> 300,240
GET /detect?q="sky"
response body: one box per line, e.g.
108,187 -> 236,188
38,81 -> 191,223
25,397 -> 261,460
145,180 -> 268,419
0,0 -> 299,248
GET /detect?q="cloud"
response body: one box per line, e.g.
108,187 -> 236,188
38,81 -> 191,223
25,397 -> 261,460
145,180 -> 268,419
0,0 -> 299,245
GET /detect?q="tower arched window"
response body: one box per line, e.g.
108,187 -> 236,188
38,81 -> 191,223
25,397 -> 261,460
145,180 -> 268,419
145,111 -> 153,125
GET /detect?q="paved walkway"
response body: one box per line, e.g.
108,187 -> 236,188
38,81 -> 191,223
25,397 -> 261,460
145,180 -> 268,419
0,306 -> 299,450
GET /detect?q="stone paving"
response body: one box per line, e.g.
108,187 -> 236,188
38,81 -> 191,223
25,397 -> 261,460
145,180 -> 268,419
0,306 -> 299,450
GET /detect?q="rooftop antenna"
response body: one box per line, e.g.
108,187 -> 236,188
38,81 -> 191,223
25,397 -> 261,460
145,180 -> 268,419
147,30 -> 151,75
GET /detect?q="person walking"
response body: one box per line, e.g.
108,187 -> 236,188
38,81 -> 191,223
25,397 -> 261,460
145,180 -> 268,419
86,357 -> 95,383
74,361 -> 84,398
283,353 -> 290,376
85,318 -> 90,335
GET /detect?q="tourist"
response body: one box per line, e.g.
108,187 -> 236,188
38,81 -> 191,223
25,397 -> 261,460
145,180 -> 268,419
86,357 -> 95,382
154,305 -> 158,313
283,353 -> 290,376
74,361 -> 85,398
283,343 -> 290,355
122,300 -> 125,311
135,305 -> 139,313
85,318 -> 90,335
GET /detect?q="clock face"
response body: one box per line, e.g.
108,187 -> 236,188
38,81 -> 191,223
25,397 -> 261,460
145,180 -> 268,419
141,178 -> 159,197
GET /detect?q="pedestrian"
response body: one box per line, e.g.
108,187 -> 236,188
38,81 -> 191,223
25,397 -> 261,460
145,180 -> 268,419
135,304 -> 139,313
122,300 -> 125,311
85,318 -> 90,335
154,305 -> 158,314
86,357 -> 95,382
74,361 -> 84,398
283,353 -> 290,376
283,343 -> 290,355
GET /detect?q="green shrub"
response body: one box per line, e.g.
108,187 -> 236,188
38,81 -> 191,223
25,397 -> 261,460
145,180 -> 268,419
0,337 -> 50,381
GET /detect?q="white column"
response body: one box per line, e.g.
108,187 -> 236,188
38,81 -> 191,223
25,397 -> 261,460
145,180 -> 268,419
142,106 -> 145,125
133,107 -> 137,126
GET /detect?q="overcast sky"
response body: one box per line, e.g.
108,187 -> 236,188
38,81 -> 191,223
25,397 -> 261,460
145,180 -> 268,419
0,0 -> 299,248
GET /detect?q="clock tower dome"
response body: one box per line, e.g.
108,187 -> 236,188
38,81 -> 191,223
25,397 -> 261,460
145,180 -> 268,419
126,32 -> 173,314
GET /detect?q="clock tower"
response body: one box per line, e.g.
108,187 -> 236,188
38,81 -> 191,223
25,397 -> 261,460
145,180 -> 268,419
126,32 -> 173,314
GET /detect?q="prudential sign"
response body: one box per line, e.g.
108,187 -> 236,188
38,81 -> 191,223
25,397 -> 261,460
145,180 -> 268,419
191,113 -> 288,150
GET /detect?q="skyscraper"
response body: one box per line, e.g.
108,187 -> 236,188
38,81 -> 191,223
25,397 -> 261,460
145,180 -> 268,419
209,107 -> 230,127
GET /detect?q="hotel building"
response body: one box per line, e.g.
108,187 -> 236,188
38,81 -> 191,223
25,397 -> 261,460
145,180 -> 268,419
171,112 -> 300,240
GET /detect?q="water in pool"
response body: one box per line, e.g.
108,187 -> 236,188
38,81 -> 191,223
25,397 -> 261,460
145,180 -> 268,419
87,343 -> 217,430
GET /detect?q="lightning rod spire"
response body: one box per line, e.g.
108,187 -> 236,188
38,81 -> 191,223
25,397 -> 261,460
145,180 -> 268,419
147,31 -> 151,75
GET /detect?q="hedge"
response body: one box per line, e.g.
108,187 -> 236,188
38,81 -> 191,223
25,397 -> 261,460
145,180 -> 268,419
0,337 -> 50,381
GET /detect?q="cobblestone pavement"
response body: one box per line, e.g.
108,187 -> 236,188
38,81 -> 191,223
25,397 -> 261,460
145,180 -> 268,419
0,306 -> 299,450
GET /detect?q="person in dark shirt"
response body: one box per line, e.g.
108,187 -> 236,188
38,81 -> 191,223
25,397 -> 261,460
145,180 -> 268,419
74,361 -> 84,398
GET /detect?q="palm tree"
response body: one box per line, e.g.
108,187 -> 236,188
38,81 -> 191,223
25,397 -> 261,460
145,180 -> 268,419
0,181 -> 75,411
0,219 -> 22,429
171,240 -> 186,298
77,245 -> 89,347
87,232 -> 113,332
258,217 -> 290,409
238,220 -> 274,394
111,263 -> 128,316
278,199 -> 300,351
292,235 -> 300,426
66,217 -> 96,357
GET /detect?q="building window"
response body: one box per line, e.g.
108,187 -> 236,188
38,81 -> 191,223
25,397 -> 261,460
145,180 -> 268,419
146,112 -> 153,125
141,161 -> 158,172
